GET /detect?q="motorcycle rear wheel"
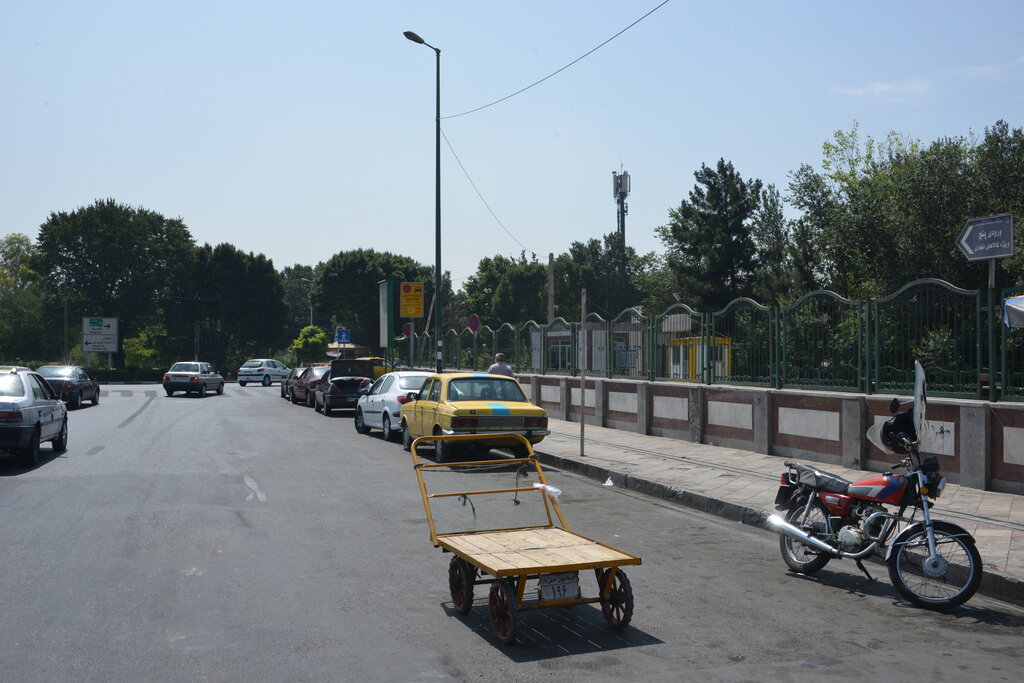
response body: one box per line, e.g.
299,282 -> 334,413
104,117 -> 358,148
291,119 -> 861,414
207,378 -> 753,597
779,500 -> 832,574
887,524 -> 982,611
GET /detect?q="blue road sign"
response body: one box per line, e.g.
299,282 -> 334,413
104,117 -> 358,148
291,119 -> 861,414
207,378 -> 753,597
337,327 -> 351,344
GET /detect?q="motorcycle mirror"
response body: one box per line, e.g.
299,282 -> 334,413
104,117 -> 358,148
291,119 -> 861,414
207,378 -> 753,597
913,360 -> 927,437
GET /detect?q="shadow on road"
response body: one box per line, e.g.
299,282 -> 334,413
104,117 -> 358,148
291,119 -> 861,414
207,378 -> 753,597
440,599 -> 662,659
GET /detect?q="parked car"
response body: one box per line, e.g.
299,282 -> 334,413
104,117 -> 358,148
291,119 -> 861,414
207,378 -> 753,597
0,367 -> 68,467
398,372 -> 549,462
356,356 -> 397,379
314,359 -> 374,416
281,367 -> 302,399
237,358 -> 291,386
354,371 -> 431,440
162,361 -> 224,397
35,365 -> 100,409
289,364 -> 330,406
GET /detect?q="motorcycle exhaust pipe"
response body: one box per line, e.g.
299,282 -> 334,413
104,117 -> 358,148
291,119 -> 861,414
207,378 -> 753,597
767,515 -> 840,557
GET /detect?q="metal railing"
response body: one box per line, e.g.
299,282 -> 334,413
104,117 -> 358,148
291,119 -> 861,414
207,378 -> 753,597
394,278 -> 1022,401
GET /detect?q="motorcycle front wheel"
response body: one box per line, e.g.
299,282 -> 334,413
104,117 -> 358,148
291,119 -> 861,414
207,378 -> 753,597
779,500 -> 832,574
887,524 -> 982,610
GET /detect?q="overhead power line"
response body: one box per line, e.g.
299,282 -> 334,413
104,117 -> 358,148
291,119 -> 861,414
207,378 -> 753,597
443,0 -> 671,119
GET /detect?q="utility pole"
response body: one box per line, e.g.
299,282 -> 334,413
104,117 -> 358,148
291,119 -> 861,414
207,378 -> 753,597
612,169 -> 630,278
547,253 -> 555,322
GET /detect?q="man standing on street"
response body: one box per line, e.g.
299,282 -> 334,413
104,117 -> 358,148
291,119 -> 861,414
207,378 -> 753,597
487,353 -> 515,378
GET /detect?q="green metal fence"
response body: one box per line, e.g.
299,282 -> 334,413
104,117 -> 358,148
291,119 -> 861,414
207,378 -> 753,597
394,278 -> 1023,400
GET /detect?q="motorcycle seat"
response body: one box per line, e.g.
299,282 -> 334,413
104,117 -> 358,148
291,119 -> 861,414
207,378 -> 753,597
794,464 -> 851,494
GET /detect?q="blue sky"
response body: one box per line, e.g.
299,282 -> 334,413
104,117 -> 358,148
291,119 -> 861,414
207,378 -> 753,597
2,1 -> 1022,287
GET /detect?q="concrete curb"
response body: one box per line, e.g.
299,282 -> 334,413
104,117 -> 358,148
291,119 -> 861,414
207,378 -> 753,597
533,447 -> 1024,609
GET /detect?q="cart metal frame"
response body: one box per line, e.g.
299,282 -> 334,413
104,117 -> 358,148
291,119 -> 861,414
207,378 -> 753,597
411,433 -> 642,644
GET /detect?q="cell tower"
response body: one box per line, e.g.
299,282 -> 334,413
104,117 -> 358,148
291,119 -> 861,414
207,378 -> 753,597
612,169 -> 630,240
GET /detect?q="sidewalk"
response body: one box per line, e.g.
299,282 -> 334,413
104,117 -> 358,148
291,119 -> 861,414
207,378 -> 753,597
531,418 -> 1024,607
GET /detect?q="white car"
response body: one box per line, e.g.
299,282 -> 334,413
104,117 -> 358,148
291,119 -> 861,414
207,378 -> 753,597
237,359 -> 291,386
354,371 -> 432,441
0,367 -> 69,467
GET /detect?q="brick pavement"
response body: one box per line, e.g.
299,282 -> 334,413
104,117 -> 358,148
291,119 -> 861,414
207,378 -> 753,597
531,417 -> 1024,607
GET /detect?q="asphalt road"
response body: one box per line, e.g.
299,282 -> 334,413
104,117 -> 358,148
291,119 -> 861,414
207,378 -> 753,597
1,384 -> 1022,682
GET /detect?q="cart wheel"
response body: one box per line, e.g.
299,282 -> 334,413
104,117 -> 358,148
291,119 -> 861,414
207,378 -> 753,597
597,568 -> 634,629
448,557 -> 475,614
488,579 -> 518,644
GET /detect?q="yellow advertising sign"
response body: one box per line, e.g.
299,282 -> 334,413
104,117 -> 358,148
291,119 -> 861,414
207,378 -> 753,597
400,282 -> 424,318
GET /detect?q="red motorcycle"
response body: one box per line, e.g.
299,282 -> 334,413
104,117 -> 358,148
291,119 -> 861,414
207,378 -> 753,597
769,362 -> 982,610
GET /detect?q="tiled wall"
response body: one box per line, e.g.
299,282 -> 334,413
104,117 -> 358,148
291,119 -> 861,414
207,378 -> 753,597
524,374 -> 1024,494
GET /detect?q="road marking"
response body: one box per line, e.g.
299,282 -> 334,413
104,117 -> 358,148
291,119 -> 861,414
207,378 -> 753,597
118,395 -> 155,428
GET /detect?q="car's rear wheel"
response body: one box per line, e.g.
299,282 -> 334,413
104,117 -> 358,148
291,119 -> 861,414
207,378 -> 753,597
199,383 -> 207,398
21,427 -> 40,467
434,428 -> 450,463
71,392 -> 81,409
262,375 -> 271,387
239,381 -> 247,387
52,419 -> 68,452
323,401 -> 332,416
402,421 -> 413,451
165,389 -> 174,397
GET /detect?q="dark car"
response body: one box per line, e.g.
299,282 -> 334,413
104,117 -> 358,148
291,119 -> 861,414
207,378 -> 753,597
0,367 -> 68,467
290,365 -> 330,407
35,365 -> 100,409
281,367 -> 303,399
162,361 -> 225,397
314,359 -> 374,416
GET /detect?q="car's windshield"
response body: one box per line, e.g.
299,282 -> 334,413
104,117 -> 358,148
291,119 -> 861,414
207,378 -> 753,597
0,375 -> 25,397
241,360 -> 262,368
313,367 -> 329,378
170,363 -> 199,373
398,376 -> 428,391
447,378 -> 526,402
36,366 -> 73,377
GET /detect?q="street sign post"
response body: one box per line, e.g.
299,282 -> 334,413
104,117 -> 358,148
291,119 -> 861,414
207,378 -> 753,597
82,317 -> 119,356
956,213 -> 1015,402
956,213 -> 1014,261
82,335 -> 117,352
82,317 -> 118,337
400,282 -> 425,318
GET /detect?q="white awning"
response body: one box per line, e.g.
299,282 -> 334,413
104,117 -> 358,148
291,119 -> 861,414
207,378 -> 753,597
1005,295 -> 1024,328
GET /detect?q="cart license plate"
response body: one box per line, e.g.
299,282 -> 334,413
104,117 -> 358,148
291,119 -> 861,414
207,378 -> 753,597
538,572 -> 580,601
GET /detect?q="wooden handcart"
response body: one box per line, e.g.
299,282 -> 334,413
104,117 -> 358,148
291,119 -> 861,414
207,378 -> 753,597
411,433 -> 642,644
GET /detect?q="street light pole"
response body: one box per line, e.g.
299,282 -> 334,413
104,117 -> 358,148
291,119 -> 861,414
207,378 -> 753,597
404,30 -> 444,373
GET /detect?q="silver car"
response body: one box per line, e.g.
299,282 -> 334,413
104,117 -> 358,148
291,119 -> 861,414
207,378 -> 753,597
237,358 -> 291,386
354,371 -> 431,441
0,367 -> 69,467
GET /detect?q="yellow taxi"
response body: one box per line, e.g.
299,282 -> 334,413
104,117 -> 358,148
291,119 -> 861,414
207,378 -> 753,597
398,372 -> 548,462
356,357 -> 397,379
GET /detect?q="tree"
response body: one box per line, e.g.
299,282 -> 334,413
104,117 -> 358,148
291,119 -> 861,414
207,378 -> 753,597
316,249 -> 433,352
0,233 -> 49,362
461,253 -> 547,326
34,199 -> 195,365
750,185 -> 796,305
551,232 -> 647,320
657,159 -> 763,310
291,325 -> 328,364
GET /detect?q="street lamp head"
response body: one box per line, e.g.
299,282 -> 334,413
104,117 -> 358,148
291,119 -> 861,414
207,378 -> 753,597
403,30 -> 425,44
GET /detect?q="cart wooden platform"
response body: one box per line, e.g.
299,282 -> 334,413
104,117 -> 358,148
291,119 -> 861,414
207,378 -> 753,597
411,433 -> 642,644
